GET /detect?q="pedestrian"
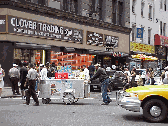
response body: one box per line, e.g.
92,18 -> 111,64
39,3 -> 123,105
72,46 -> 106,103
24,63 -> 39,106
124,68 -> 131,76
20,62 -> 28,100
83,65 -> 89,80
149,68 -> 154,85
88,63 -> 95,78
89,63 -> 112,105
40,64 -> 48,80
145,69 -> 150,85
0,64 -> 5,98
123,72 -> 130,91
130,67 -> 136,87
8,64 -> 20,95
137,72 -> 143,86
163,66 -> 168,84
161,69 -> 165,82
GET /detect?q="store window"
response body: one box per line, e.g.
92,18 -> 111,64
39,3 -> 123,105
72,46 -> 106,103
160,21 -> 163,35
148,29 -> 151,44
141,1 -> 145,17
163,23 -> 166,36
149,5 -> 152,20
132,0 -> 136,13
50,51 -> 95,70
132,25 -> 136,41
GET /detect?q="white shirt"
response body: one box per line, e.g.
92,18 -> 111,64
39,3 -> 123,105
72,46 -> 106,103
40,67 -> 48,80
83,68 -> 89,80
165,71 -> 168,78
124,71 -> 131,76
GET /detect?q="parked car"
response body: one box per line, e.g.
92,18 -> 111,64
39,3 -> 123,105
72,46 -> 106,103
109,71 -> 125,90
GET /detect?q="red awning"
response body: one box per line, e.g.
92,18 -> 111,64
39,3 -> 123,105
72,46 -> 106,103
154,34 -> 168,47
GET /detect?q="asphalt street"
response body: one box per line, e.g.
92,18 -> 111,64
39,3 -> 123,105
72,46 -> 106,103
0,92 -> 168,126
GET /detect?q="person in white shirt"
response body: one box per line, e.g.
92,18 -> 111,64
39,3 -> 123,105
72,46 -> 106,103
83,65 -> 90,80
40,64 -> 48,80
163,66 -> 168,84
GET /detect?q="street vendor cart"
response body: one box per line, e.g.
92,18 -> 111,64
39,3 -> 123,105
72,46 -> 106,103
39,79 -> 90,104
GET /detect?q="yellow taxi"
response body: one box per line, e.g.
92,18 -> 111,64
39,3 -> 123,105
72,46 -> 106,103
116,84 -> 168,123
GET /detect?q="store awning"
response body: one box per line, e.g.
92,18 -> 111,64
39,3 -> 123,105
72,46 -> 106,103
131,54 -> 158,60
155,34 -> 168,47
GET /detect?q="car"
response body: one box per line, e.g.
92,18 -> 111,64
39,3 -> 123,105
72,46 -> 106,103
117,84 -> 168,123
90,70 -> 125,92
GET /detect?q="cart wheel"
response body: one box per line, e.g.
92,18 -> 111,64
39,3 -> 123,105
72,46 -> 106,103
42,98 -> 47,104
63,93 -> 75,105
46,98 -> 51,104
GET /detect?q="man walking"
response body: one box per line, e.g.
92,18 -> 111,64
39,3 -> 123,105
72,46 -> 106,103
20,62 -> 28,100
9,64 -> 20,95
24,63 -> 39,106
88,63 -> 95,78
89,63 -> 112,105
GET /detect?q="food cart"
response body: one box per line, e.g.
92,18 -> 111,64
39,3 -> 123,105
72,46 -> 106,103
39,78 -> 90,104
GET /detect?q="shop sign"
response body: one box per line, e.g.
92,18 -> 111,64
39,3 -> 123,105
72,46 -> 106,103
136,28 -> 143,38
7,15 -> 83,43
130,42 -> 155,54
104,35 -> 118,48
0,15 -> 6,33
86,31 -> 103,46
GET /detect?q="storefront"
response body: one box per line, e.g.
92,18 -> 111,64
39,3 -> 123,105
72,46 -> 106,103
0,1 -> 131,86
154,34 -> 167,69
129,42 -> 156,70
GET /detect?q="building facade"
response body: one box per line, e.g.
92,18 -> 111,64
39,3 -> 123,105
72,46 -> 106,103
129,0 -> 168,70
0,0 -> 131,86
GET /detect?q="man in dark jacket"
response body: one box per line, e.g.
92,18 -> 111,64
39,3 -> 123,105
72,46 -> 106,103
20,62 -> 28,100
89,63 -> 112,105
88,63 -> 95,78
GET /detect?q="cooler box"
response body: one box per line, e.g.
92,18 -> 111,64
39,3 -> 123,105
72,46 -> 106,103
55,73 -> 68,79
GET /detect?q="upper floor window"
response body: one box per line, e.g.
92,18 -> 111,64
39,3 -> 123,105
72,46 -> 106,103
132,0 -> 136,13
141,1 -> 145,17
132,25 -> 136,41
160,21 -> 163,35
164,0 -> 167,11
161,0 -> 163,9
163,23 -> 166,36
148,29 -> 151,44
149,5 -> 152,20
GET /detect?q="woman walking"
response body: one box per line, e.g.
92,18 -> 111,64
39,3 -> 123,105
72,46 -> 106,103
0,64 -> 5,98
131,67 -> 136,87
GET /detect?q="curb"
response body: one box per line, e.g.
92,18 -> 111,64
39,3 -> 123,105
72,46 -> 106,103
1,95 -> 22,98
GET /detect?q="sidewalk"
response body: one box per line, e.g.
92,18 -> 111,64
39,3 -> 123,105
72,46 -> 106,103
1,87 -> 114,99
1,87 -> 22,98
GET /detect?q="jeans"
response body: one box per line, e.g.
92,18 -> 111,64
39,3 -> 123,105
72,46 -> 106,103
101,78 -> 110,103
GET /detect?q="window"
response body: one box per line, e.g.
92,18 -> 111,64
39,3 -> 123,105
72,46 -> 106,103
148,29 -> 151,44
63,0 -> 78,13
165,0 -> 167,11
132,25 -> 136,41
149,5 -> 152,20
132,0 -> 136,13
141,1 -> 145,17
112,0 -> 117,24
140,26 -> 144,43
161,0 -> 163,9
160,21 -> 162,35
163,23 -> 166,36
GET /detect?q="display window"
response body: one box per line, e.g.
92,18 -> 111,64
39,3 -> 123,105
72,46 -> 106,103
50,51 -> 95,70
